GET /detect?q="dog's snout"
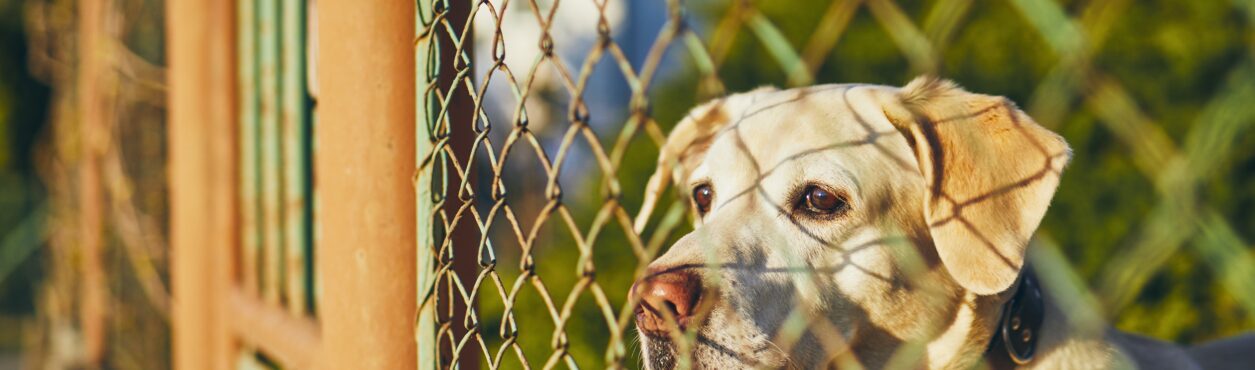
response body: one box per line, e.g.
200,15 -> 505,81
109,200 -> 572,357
632,269 -> 703,335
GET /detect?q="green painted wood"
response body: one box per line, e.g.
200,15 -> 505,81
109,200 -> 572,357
258,0 -> 284,305
235,351 -> 266,370
415,1 -> 437,368
308,113 -> 320,316
237,0 -> 262,298
280,0 -> 311,316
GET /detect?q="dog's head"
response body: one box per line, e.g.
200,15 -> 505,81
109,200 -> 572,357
631,78 -> 1070,369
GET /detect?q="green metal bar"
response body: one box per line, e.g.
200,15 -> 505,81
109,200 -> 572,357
237,0 -> 262,298
415,0 -> 436,368
258,0 -> 285,305
281,0 -> 311,316
308,115 -> 320,316
303,0 -> 320,317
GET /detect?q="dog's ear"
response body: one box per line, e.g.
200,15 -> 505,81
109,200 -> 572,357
878,77 -> 1070,295
634,94 -> 741,233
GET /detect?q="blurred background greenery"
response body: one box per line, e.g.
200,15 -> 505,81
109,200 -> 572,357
1,0 -> 168,368
0,0 -> 52,364
1,0 -> 1252,369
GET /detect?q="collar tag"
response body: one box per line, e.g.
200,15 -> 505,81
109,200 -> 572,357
987,268 -> 1045,368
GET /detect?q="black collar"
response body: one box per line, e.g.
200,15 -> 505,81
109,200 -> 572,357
984,268 -> 1045,370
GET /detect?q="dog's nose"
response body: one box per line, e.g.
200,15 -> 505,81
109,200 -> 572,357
632,269 -> 703,335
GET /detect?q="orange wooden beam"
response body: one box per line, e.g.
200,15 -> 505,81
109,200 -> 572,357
76,0 -> 107,365
316,0 -> 417,369
168,0 -> 238,368
226,289 -> 322,370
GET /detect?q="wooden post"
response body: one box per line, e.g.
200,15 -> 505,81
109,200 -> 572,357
316,0 -> 417,369
168,0 -> 238,368
76,0 -> 107,365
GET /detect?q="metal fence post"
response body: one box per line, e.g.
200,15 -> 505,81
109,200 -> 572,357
316,0 -> 417,368
168,0 -> 239,368
416,0 -> 477,368
414,0 -> 436,367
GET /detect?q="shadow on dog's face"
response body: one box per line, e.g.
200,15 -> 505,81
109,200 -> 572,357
632,79 -> 1070,369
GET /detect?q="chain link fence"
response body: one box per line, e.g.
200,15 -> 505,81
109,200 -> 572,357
416,0 -> 1255,369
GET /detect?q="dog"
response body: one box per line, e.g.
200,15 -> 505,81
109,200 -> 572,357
629,77 -> 1254,369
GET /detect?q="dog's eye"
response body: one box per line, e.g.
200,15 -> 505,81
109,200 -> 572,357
803,185 -> 847,215
692,184 -> 714,214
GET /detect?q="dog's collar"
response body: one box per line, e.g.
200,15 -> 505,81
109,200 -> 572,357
984,268 -> 1044,370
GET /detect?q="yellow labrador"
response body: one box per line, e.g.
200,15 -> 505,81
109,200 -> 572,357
630,77 -> 1254,369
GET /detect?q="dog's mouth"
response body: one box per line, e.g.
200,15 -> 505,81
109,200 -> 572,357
638,330 -> 787,370
635,304 -> 684,370
637,316 -> 800,370
640,333 -> 680,370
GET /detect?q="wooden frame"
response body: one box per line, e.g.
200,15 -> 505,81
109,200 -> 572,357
168,0 -> 417,369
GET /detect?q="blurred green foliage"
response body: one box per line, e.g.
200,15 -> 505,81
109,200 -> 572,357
471,0 -> 1255,368
0,0 -> 168,366
0,0 -> 51,342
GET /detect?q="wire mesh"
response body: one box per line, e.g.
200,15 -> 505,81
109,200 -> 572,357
415,0 -> 1255,369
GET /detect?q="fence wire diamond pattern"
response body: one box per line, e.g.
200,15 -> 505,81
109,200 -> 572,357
415,0 -> 1255,369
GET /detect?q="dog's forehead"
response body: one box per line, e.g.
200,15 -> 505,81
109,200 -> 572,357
697,84 -> 913,187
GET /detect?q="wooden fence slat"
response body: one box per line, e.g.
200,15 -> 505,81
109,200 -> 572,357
77,0 -> 107,364
316,0 -> 417,368
169,0 -> 239,368
227,289 -> 322,369
238,0 -> 262,298
258,0 -> 285,306
281,0 -> 311,316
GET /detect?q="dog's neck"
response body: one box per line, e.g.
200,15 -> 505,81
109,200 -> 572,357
919,271 -> 1043,370
920,291 -> 1002,369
